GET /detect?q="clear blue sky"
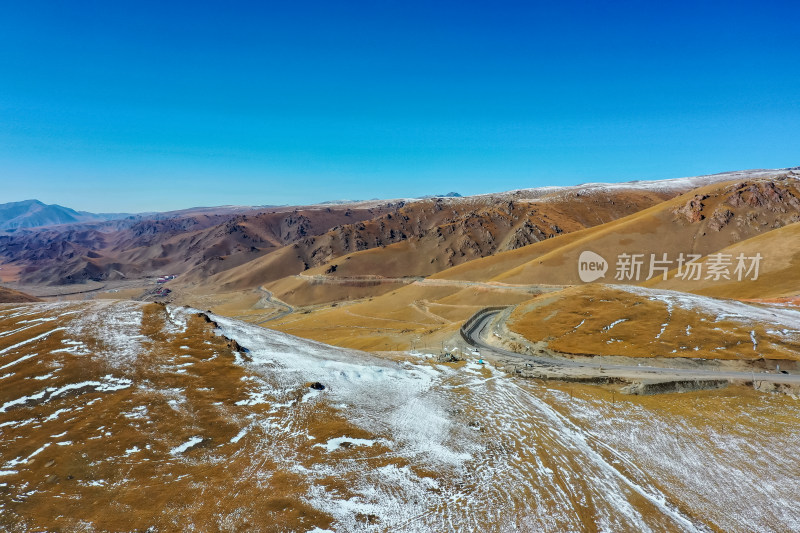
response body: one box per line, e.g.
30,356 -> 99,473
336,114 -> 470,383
1,0 -> 798,212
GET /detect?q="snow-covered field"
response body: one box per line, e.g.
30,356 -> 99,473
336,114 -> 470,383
619,285 -> 800,333
1,301 -> 799,531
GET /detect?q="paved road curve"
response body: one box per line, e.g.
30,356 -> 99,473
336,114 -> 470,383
465,311 -> 800,386
256,286 -> 294,324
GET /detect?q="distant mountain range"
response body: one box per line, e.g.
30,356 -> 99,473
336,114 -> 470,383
318,192 -> 462,204
0,195 -> 464,230
0,199 -> 131,231
419,191 -> 462,199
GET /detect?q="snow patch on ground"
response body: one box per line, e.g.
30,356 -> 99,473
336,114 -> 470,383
0,375 -> 132,413
163,307 -> 191,334
0,328 -> 65,356
230,427 -> 249,444
0,352 -> 38,371
619,286 -> 800,336
603,319 -> 628,331
313,437 -> 379,452
209,311 -> 474,468
61,301 -> 144,368
170,436 -> 203,455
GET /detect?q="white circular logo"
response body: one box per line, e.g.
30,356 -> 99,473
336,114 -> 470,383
578,251 -> 608,282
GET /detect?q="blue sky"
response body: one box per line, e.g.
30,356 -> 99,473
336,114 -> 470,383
1,0 -> 798,212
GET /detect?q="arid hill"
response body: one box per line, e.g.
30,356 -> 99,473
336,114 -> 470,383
194,187 -> 674,295
506,284 -> 800,361
257,171 -> 800,352
0,205 -> 395,285
0,286 -> 40,303
430,173 -> 800,288
213,170 -> 771,301
3,169 -> 760,290
4,168 -> 799,359
280,168 -> 791,286
3,301 -> 798,531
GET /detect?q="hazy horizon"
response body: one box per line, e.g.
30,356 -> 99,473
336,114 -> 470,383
6,164 -> 798,214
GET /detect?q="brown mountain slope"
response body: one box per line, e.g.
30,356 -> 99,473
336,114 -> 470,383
644,219 -> 800,300
0,286 -> 40,302
118,205 -> 398,284
0,214 -> 237,284
5,168 -> 781,290
194,169 -> 786,296
429,175 -> 800,287
209,186 -> 678,298
306,188 -> 675,279
1,205 -> 394,285
261,174 -> 800,351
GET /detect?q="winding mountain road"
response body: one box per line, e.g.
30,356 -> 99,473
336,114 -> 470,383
255,287 -> 294,324
464,310 -> 800,386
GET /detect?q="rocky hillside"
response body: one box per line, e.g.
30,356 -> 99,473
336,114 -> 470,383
3,169 -> 797,296
431,173 -> 800,288
672,178 -> 800,233
0,205 -> 394,285
188,185 -> 679,293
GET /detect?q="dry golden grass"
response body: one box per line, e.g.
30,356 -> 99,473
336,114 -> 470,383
427,178 -> 800,291
0,302 -> 420,531
194,245 -> 308,292
4,300 -> 800,531
645,220 -> 800,299
0,286 -> 40,302
266,274 -> 407,307
507,284 -> 800,361
269,282 -> 541,350
174,178 -> 800,356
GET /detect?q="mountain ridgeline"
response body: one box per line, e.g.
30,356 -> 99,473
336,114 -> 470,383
0,199 -> 130,231
0,168 -> 797,293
